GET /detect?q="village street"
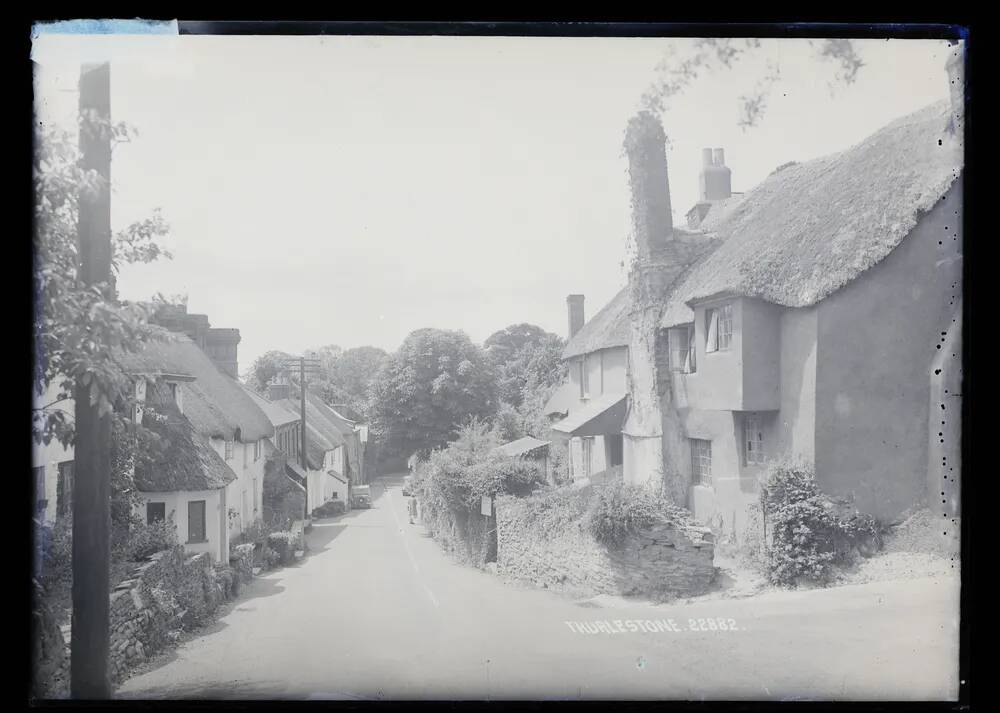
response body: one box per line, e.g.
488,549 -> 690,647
116,474 -> 960,702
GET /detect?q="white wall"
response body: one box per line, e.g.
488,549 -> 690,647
136,488 -> 227,562
213,437 -> 267,538
31,382 -> 75,525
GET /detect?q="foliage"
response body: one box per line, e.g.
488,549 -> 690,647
640,38 -> 864,132
33,119 -> 175,449
414,418 -> 545,565
36,516 -> 74,598
368,329 -> 498,463
514,484 -> 593,539
760,459 -> 884,586
312,500 -> 346,518
484,324 -> 566,408
127,516 -> 180,561
314,345 -> 387,418
266,532 -> 296,565
242,350 -> 294,394
584,481 -> 688,548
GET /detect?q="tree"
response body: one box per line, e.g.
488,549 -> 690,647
368,328 -> 497,462
302,345 -> 386,418
641,38 -> 865,133
484,323 -> 566,408
242,350 -> 294,393
33,120 -> 174,450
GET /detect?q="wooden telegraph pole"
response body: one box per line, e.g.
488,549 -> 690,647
284,356 -> 320,518
71,62 -> 113,699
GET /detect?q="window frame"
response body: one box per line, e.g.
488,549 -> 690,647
581,437 -> 593,479
187,500 -> 207,543
705,303 -> 734,354
57,461 -> 75,519
743,413 -> 765,467
146,501 -> 166,525
579,356 -> 590,398
224,439 -> 234,461
690,439 -> 712,487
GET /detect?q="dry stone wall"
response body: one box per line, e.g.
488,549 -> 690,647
496,495 -> 716,601
35,544 -> 258,698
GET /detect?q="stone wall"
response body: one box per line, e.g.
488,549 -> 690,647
35,543 -> 257,698
496,494 -> 716,601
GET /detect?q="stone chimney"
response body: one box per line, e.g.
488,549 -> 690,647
204,328 -> 241,379
625,111 -> 674,262
945,43 -> 964,139
699,147 -> 732,202
267,377 -> 291,402
567,294 -> 585,340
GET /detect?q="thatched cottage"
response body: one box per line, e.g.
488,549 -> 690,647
548,49 -> 963,540
122,333 -> 274,562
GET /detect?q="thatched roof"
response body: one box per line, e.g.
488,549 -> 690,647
241,384 -> 299,428
119,335 -> 274,442
272,391 -> 346,470
562,286 -> 631,360
134,384 -> 237,493
662,100 -> 961,327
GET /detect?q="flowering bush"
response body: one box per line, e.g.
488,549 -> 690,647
761,460 -> 884,586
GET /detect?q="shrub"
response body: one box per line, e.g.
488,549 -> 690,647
760,460 -> 884,586
584,481 -> 687,547
36,517 -> 73,600
267,531 -> 296,565
128,517 -> 180,561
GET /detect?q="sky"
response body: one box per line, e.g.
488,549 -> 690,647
32,34 -> 955,373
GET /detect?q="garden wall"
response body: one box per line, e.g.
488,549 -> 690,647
496,494 -> 716,601
34,543 -> 257,698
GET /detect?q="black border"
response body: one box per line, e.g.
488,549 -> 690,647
19,17 -> 979,713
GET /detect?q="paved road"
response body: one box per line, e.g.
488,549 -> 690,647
117,475 -> 960,701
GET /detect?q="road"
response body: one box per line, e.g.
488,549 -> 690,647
116,475 -> 961,701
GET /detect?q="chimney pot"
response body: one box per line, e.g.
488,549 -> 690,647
699,146 -> 732,202
567,294 -> 585,340
713,148 -> 725,166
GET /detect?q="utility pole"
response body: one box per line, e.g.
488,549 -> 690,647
283,356 -> 320,518
72,62 -> 112,699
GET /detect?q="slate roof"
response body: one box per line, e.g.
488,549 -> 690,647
493,436 -> 551,458
272,391 -> 346,470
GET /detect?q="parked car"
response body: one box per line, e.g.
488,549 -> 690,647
351,485 -> 372,509
402,476 -> 414,497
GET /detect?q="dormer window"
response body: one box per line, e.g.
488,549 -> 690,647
168,382 -> 178,402
224,439 -> 234,460
705,303 -> 733,353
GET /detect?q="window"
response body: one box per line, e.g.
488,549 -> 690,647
34,466 -> 46,514
670,326 -> 697,373
253,478 -> 258,515
743,414 -> 765,466
146,502 -> 166,524
56,461 -> 74,519
243,441 -> 248,468
690,439 -> 712,486
168,382 -> 178,403
224,439 -> 234,461
254,440 -> 261,462
705,304 -> 734,353
187,500 -> 207,543
578,357 -> 589,398
581,438 -> 593,478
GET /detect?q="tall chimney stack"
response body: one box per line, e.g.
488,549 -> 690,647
624,111 -> 674,265
205,328 -> 241,379
567,294 -> 585,340
700,147 -> 732,202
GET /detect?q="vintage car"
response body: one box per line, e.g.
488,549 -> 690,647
351,485 -> 372,509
